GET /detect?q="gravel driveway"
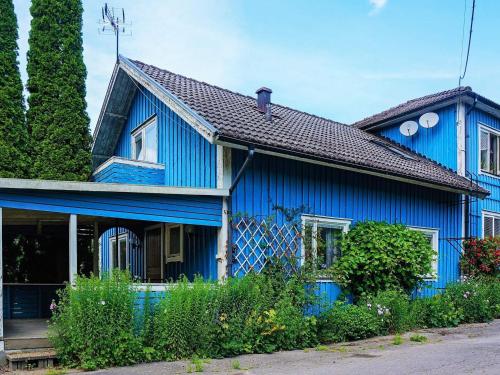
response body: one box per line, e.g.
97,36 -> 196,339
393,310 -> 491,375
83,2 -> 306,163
77,319 -> 500,375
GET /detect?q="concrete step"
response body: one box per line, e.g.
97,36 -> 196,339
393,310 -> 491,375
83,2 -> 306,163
6,348 -> 57,371
5,337 -> 52,350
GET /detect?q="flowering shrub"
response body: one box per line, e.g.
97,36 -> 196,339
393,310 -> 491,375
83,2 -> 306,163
443,278 -> 496,323
410,295 -> 463,328
461,238 -> 500,277
360,290 -> 412,334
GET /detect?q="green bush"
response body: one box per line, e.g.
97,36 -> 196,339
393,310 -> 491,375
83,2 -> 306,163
360,290 -> 412,334
483,277 -> 500,318
48,272 -> 142,370
444,278 -> 497,323
332,222 -> 435,298
318,302 -> 382,343
410,295 -> 463,328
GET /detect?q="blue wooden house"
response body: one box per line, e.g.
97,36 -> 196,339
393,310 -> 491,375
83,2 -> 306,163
354,86 -> 500,240
0,56 -> 491,354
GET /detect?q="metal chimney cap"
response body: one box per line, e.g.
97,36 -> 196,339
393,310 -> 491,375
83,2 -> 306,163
256,87 -> 272,94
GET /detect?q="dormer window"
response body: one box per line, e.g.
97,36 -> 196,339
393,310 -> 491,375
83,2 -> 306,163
131,117 -> 158,162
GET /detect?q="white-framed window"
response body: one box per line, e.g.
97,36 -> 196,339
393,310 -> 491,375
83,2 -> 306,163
131,117 -> 158,162
165,224 -> 184,263
482,211 -> 500,238
479,124 -> 500,176
301,215 -> 351,269
110,233 -> 128,271
409,226 -> 439,280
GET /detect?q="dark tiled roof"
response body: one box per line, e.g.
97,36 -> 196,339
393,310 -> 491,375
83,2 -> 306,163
354,86 -> 470,129
128,59 -> 487,197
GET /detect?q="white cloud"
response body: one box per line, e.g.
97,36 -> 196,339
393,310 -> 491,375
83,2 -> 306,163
369,0 -> 388,15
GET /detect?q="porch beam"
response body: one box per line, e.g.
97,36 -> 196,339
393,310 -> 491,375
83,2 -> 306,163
69,214 -> 77,284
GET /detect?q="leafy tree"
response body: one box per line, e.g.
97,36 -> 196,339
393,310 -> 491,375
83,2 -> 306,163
0,0 -> 30,177
332,221 -> 435,298
27,0 -> 92,181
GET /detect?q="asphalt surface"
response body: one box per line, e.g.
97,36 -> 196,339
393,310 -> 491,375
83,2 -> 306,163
75,319 -> 500,374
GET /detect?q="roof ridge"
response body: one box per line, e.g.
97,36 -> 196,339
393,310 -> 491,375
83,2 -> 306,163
128,57 -> 348,128
353,86 -> 473,127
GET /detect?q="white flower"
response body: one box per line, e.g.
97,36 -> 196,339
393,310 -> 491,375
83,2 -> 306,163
101,300 -> 106,305
385,308 -> 390,315
367,303 -> 372,308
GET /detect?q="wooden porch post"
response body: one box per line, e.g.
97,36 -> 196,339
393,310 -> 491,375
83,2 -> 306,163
93,221 -> 100,277
0,207 -> 4,358
69,214 -> 77,284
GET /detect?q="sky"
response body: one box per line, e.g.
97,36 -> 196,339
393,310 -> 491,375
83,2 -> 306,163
12,0 -> 500,131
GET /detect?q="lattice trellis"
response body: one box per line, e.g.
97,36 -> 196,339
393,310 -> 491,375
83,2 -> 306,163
231,217 -> 302,277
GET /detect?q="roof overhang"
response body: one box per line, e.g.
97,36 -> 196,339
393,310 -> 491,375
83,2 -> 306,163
215,137 -> 489,199
358,93 -> 500,132
92,56 -> 218,168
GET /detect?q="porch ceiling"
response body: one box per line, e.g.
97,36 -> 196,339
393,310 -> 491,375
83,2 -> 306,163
0,179 -> 224,227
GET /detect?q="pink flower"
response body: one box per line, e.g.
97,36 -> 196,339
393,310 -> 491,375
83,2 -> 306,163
49,299 -> 57,312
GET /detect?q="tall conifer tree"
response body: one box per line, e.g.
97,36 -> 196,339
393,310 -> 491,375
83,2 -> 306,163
27,0 -> 91,181
0,0 -> 29,177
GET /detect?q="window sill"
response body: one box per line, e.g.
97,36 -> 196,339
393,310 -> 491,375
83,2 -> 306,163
479,170 -> 500,180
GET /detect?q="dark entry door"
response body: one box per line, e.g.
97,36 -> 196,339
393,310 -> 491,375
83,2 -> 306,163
145,227 -> 162,282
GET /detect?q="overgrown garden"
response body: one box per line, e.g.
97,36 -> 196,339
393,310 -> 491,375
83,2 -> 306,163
48,221 -> 500,370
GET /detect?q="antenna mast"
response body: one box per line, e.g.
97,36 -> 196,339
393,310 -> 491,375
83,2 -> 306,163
99,3 -> 130,62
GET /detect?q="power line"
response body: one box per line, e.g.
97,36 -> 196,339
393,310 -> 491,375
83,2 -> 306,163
459,0 -> 476,87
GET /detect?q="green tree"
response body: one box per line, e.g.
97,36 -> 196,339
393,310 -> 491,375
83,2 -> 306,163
0,0 -> 30,177
27,0 -> 92,181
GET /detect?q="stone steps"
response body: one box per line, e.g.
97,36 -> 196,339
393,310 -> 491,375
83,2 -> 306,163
5,337 -> 51,350
6,348 -> 57,371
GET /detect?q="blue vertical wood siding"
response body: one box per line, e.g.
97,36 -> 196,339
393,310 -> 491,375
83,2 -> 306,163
465,107 -> 500,237
231,150 -> 463,297
378,106 -> 458,171
93,162 -> 165,185
100,226 -> 218,281
113,86 -> 217,188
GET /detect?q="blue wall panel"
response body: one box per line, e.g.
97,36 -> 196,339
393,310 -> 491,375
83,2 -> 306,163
114,86 -> 217,188
378,106 -> 458,171
465,108 -> 500,237
0,189 -> 222,226
93,163 -> 164,185
231,150 -> 463,296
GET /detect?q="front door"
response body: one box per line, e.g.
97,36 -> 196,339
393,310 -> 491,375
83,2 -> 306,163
145,226 -> 162,282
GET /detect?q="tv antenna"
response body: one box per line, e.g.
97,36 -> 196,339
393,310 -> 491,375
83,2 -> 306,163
99,3 -> 131,62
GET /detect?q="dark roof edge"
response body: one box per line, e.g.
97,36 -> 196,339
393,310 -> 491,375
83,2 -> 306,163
215,135 -> 489,199
356,90 -> 500,131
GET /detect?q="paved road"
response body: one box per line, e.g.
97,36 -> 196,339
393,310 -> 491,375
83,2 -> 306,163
86,320 -> 500,375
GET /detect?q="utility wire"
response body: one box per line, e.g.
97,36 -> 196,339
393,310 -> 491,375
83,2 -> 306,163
459,0 -> 476,87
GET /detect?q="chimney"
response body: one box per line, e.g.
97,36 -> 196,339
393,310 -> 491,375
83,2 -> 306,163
256,87 -> 272,112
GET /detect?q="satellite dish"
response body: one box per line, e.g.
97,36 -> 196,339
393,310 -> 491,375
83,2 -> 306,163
419,112 -> 439,128
400,121 -> 418,136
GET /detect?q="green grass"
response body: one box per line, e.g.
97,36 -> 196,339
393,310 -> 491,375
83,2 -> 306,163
410,334 -> 428,343
46,369 -> 67,375
231,360 -> 241,370
315,345 -> 329,351
392,335 -> 404,345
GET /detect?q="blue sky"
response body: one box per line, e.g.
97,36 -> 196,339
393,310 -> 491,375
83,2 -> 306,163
12,0 -> 500,131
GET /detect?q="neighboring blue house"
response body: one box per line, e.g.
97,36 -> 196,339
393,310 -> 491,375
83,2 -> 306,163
0,56 -> 491,355
354,87 -> 500,240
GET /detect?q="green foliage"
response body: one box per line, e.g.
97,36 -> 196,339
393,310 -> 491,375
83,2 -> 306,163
26,0 -> 92,181
361,290 -> 413,334
443,278 -> 497,323
0,0 -> 30,177
332,222 -> 435,298
48,272 -> 142,370
410,334 -> 427,343
392,335 -> 403,345
318,302 -> 382,343
410,295 -> 463,328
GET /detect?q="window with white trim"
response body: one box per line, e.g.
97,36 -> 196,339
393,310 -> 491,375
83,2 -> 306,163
482,212 -> 500,238
110,233 -> 128,271
301,215 -> 351,269
165,224 -> 184,263
480,126 -> 500,176
409,227 -> 438,280
131,117 -> 158,162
